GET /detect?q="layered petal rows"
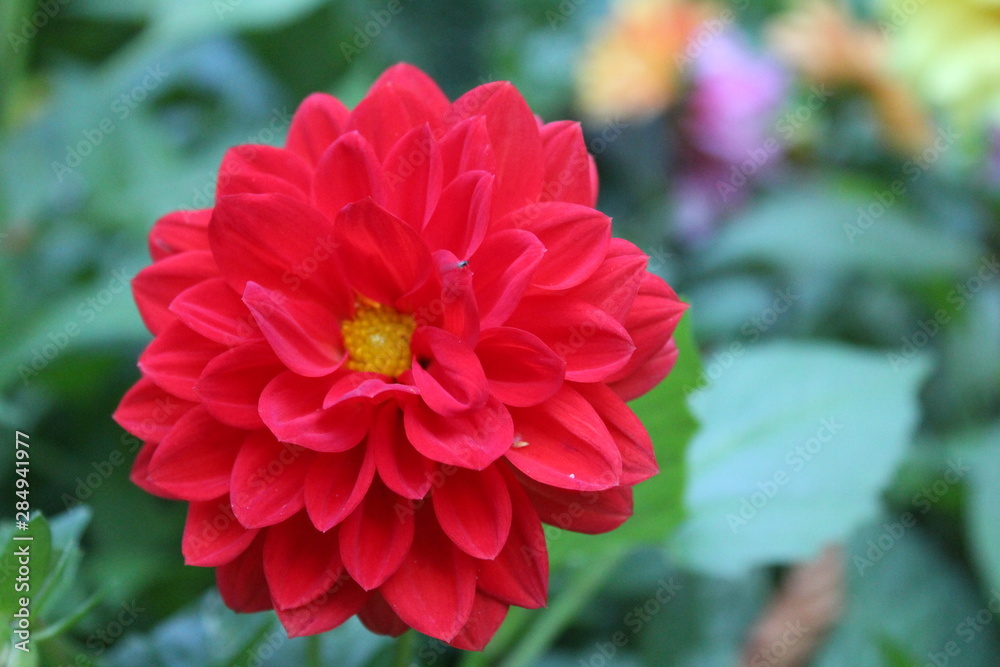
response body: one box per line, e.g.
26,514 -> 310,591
115,64 -> 686,650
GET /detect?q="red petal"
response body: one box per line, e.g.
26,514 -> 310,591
217,534 -> 272,612
183,496 -> 258,567
449,593 -> 509,651
209,192 -> 343,304
147,406 -> 245,500
478,472 -> 548,608
286,93 -> 350,165
114,378 -> 195,441
137,321 -> 226,402
538,121 -> 596,207
148,209 -> 210,261
564,238 -> 648,322
449,82 -> 543,218
312,131 -> 388,220
263,513 -> 344,609
475,327 -> 565,408
404,396 -> 513,470
130,442 -> 181,499
606,274 -> 687,384
372,404 -> 434,500
507,296 -> 635,383
422,171 -> 493,259
410,327 -> 489,416
383,123 -> 443,229
230,431 -> 310,528
169,277 -> 262,346
438,116 -> 496,184
216,144 -> 311,199
381,512 -> 477,642
196,343 -> 282,429
339,480 -> 415,590
497,202 -> 610,290
132,251 -> 217,335
347,82 -> 444,160
358,592 -> 409,637
305,444 -> 376,532
276,578 -> 368,637
609,338 -> 679,401
469,229 -> 545,329
372,64 -> 451,117
415,251 -> 479,346
259,371 -> 369,453
432,465 -> 511,559
334,199 -> 433,306
243,282 -> 344,378
575,382 -> 657,485
519,476 -> 633,534
505,385 -> 622,491
323,373 -> 418,407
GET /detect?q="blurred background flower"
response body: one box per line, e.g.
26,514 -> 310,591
576,0 -> 710,120
674,28 -> 789,242
883,0 -> 1000,135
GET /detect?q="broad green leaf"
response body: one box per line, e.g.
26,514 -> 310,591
0,514 -> 51,622
701,185 -> 981,283
106,591 -> 390,667
966,429 -> 1000,596
814,521 -> 1000,666
670,341 -> 931,576
545,313 -> 700,567
68,0 -> 330,38
34,507 -> 92,617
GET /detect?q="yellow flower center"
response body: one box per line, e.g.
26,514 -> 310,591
341,299 -> 416,377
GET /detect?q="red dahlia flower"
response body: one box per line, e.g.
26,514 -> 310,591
114,64 -> 686,650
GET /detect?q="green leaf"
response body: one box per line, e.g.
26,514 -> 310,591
0,514 -> 51,622
966,428 -> 1000,596
105,591 -> 389,667
877,637 -> 922,667
33,592 -> 102,642
701,185 -> 981,283
670,341 -> 931,576
544,313 -> 700,567
814,520 -> 1000,666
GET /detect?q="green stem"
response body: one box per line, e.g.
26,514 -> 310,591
394,630 -> 415,667
497,548 -> 626,667
306,633 -> 322,667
